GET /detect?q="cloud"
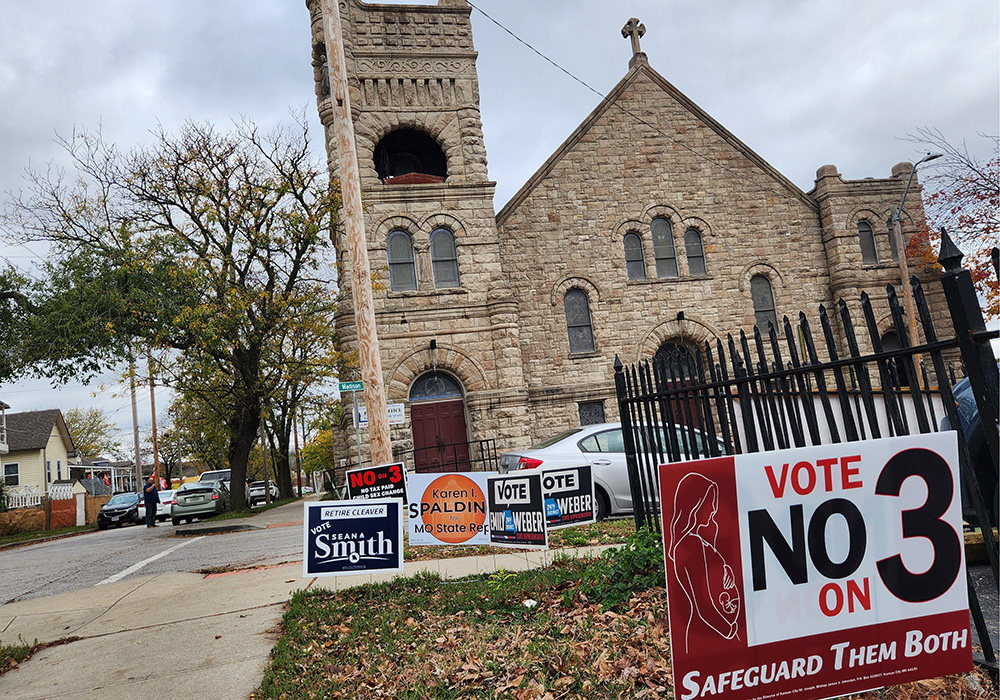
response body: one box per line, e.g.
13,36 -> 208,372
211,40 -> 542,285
0,0 -> 996,420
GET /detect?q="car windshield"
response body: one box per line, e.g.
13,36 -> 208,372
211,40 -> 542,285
531,428 -> 584,450
107,493 -> 136,505
158,491 -> 174,500
251,482 -> 265,488
199,470 -> 230,482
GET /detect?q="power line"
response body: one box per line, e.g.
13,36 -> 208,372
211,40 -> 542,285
467,1 -> 797,202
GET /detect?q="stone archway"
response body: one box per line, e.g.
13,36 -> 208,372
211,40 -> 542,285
408,371 -> 470,473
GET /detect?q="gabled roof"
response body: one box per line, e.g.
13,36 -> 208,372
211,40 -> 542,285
496,60 -> 817,225
5,409 -> 76,455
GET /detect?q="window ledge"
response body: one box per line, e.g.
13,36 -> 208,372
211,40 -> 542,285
387,287 -> 467,299
569,350 -> 601,359
626,274 -> 713,285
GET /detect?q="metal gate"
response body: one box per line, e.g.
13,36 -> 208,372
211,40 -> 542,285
614,230 -> 998,668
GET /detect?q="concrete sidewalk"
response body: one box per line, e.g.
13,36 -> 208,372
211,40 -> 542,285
0,500 -> 611,700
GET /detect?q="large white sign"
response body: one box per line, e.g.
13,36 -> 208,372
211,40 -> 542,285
357,403 -> 405,427
658,433 -> 971,700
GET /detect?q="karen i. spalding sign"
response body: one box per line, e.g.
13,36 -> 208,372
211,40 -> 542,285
303,499 -> 404,577
658,432 -> 971,700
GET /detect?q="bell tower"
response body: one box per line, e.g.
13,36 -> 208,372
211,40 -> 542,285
305,0 -> 527,470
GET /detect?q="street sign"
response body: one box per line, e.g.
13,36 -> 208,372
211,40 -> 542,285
339,380 -> 363,392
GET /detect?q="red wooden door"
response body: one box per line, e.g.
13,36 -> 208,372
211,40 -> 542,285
410,400 -> 470,472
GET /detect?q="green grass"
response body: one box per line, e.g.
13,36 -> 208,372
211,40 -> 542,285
0,524 -> 97,549
253,529 -> 670,700
252,524 -> 996,700
0,638 -> 37,677
403,518 -> 635,562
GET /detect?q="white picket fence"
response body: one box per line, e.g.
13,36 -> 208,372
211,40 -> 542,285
3,484 -> 42,509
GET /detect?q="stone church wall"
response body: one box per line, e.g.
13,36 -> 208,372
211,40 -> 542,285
309,1 -> 952,465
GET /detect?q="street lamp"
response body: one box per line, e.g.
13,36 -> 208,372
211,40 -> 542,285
889,152 -> 942,349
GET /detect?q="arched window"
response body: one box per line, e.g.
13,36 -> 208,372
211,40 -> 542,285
651,217 -> 678,278
857,220 -> 878,264
685,228 -> 706,275
430,228 -> 460,288
374,128 -> 447,182
564,289 -> 595,353
624,232 -> 645,279
387,231 -> 416,291
409,371 -> 463,402
750,275 -> 778,332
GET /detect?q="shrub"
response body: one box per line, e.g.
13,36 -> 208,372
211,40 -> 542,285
579,526 -> 665,610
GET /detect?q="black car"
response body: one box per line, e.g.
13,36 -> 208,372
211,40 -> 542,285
941,373 -> 998,526
97,492 -> 144,530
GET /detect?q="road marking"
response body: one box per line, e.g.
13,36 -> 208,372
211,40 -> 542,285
97,536 -> 205,586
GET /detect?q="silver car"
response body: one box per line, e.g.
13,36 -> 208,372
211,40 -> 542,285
170,481 -> 230,525
499,422 -> 720,519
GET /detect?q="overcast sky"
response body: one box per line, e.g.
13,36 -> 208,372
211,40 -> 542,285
0,0 -> 997,443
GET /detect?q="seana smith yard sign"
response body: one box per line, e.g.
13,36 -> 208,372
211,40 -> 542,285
657,432 -> 971,700
303,499 -> 404,577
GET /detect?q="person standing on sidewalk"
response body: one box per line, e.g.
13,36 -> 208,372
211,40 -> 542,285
143,474 -> 159,527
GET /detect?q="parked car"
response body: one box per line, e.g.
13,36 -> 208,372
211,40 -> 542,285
156,490 -> 176,522
97,492 -> 145,530
198,469 -> 250,503
170,481 -> 230,526
248,481 -> 279,507
499,422 -> 721,520
941,373 -> 998,526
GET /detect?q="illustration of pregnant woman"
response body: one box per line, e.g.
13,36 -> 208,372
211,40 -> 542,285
668,472 -> 741,652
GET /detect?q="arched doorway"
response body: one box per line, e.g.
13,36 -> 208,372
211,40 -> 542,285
653,342 -> 701,429
409,371 -> 470,472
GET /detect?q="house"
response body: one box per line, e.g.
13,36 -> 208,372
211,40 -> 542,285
0,400 -> 8,455
1,409 -> 78,497
304,1 -> 951,470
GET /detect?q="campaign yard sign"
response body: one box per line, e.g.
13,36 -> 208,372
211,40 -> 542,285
303,499 -> 404,577
658,433 -> 971,700
541,465 -> 596,529
346,462 -> 408,503
408,472 -> 495,545
487,473 -> 547,549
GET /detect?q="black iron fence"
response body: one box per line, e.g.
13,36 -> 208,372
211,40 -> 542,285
614,231 -> 998,668
391,438 -> 500,474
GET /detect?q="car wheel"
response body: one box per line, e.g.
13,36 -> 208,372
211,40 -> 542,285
595,489 -> 610,522
98,522 -> 108,531
115,523 -> 122,528
172,517 -> 181,526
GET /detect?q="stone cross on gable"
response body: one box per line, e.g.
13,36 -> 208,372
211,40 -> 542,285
621,17 -> 647,67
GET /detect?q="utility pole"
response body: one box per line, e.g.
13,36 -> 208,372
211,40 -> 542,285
890,153 -> 941,358
128,346 -> 141,492
147,350 -> 160,486
320,0 -> 392,466
293,408 -> 302,498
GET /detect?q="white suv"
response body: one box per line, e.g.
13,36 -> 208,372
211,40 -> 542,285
248,480 -> 280,506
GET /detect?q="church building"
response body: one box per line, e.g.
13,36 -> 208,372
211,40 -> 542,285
304,0 -> 947,471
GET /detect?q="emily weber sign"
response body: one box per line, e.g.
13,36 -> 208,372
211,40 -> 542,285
487,472 -> 547,549
303,500 -> 404,577
658,433 -> 970,700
